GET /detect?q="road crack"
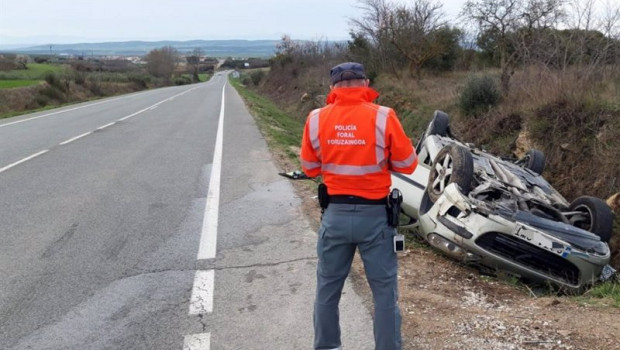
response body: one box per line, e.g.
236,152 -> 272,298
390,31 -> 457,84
204,256 -> 317,271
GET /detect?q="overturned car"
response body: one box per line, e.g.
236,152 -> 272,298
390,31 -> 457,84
392,111 -> 616,292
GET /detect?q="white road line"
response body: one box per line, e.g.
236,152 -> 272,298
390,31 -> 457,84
117,107 -> 149,121
197,83 -> 226,260
117,86 -> 202,122
183,333 -> 211,350
96,122 -> 116,130
184,80 -> 225,350
0,96 -> 126,129
59,131 -> 92,145
0,85 -> 206,175
0,150 -> 49,174
189,270 -> 215,315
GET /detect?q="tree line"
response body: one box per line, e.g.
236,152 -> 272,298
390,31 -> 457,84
278,0 -> 620,95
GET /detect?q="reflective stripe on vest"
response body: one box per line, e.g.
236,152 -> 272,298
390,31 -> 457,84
308,109 -> 321,160
322,163 -> 383,175
375,106 -> 389,166
302,159 -> 321,170
391,151 -> 417,168
312,106 -> 392,176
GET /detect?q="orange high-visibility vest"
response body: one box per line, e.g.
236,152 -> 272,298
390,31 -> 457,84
301,87 -> 417,199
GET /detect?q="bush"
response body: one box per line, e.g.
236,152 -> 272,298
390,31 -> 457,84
88,79 -> 103,95
44,72 -> 60,88
459,75 -> 500,116
250,70 -> 266,86
72,70 -> 86,85
39,86 -> 64,102
128,73 -> 151,88
35,95 -> 50,107
241,76 -> 252,86
173,75 -> 192,85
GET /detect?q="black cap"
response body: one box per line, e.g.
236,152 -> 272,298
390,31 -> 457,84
330,62 -> 366,85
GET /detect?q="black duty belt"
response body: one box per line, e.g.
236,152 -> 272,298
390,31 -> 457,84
329,195 -> 387,205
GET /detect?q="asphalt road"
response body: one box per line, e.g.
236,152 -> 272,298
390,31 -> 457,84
0,73 -> 373,349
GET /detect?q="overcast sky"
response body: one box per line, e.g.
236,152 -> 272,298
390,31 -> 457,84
0,0 -> 468,45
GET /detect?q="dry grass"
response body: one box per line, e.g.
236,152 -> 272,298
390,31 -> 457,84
509,64 -> 620,111
0,85 -> 40,115
0,81 -> 149,118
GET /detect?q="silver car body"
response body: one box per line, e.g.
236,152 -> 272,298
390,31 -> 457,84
392,131 -> 611,291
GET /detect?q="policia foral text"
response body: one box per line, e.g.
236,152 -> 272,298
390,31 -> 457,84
301,62 -> 418,350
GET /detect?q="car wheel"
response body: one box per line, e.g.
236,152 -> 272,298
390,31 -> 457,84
568,196 -> 614,243
519,149 -> 545,174
427,144 -> 474,202
426,110 -> 451,136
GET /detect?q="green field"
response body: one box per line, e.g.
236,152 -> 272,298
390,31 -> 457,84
0,80 -> 41,89
0,63 -> 65,81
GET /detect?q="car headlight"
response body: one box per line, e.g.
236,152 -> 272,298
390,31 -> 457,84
428,233 -> 466,259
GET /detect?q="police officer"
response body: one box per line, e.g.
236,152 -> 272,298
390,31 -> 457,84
301,62 -> 417,350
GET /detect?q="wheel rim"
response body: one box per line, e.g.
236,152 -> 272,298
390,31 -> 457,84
431,153 -> 453,195
569,204 -> 594,231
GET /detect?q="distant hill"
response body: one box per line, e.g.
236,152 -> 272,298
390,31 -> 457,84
1,40 -> 280,57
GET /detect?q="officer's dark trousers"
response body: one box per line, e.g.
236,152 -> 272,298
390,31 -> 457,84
314,203 -> 401,350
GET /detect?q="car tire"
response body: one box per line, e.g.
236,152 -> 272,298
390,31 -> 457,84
523,149 -> 545,174
426,110 -> 450,136
568,196 -> 614,243
427,144 -> 474,202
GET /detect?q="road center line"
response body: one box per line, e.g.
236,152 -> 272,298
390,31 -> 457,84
189,270 -> 215,315
0,85 -> 206,174
197,83 -> 226,260
0,84 -> 206,129
0,150 -> 49,174
117,86 -> 202,122
96,122 -> 116,130
59,131 -> 92,145
183,333 -> 211,350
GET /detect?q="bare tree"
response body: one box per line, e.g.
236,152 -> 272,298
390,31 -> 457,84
186,48 -> 203,82
462,0 -> 564,93
145,46 -> 179,83
385,0 -> 448,79
350,0 -> 405,77
463,0 -> 523,92
351,0 -> 459,78
556,0 -> 620,74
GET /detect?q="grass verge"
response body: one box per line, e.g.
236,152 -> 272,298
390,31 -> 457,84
576,280 -> 620,307
229,74 -> 304,162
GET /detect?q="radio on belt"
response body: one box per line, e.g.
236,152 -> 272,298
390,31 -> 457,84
386,188 -> 403,227
387,188 -> 405,252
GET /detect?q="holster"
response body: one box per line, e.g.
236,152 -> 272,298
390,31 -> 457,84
386,188 -> 403,227
318,183 -> 329,210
